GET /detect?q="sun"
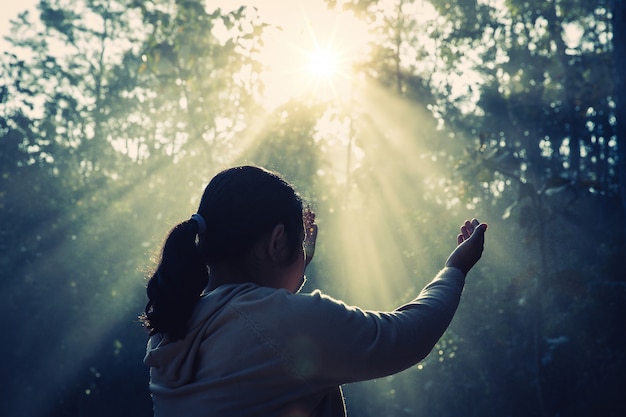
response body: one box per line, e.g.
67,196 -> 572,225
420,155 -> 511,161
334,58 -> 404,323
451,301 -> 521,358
248,1 -> 371,107
305,46 -> 340,80
300,42 -> 348,101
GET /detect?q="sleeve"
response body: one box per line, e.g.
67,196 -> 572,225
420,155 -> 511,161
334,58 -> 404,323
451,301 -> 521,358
275,267 -> 466,386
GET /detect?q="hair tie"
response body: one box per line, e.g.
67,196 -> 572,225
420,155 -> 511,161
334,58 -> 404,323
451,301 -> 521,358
190,213 -> 207,235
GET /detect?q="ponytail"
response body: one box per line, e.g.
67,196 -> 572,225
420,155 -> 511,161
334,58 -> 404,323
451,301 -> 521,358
141,165 -> 305,340
141,219 -> 209,341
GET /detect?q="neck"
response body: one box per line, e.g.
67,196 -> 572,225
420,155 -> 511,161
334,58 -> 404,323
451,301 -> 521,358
207,263 -> 253,291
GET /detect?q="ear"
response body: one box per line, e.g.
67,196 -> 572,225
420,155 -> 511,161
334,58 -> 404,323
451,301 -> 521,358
267,224 -> 289,261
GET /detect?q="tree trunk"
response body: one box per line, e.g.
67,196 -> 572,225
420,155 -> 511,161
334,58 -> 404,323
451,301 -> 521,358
613,0 -> 626,223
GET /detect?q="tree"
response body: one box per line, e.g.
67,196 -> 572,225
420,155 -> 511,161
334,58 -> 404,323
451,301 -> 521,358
0,1 -> 268,416
612,0 -> 626,229
425,1 -> 625,416
239,99 -> 326,188
329,1 -> 626,416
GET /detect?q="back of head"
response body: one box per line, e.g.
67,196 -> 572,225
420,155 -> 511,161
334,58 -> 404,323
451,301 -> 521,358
142,165 -> 304,341
197,165 -> 304,266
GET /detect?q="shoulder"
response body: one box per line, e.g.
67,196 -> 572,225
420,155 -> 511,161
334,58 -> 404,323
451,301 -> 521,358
192,284 -> 351,321
218,287 -> 364,341
231,287 -> 353,317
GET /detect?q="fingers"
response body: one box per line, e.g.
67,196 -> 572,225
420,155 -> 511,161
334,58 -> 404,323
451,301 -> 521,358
305,223 -> 318,243
459,220 -> 474,242
448,218 -> 487,274
457,218 -> 483,244
304,224 -> 318,266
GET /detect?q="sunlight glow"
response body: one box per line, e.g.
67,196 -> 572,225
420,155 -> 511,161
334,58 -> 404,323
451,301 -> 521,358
135,3 -> 468,315
233,0 -> 370,107
306,46 -> 340,80
214,1 -> 461,312
309,79 -> 458,312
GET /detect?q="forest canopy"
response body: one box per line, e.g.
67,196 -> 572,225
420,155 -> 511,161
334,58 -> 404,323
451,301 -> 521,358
1,0 -> 624,416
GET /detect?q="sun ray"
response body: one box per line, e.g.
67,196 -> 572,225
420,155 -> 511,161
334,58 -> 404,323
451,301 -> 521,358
1,156 -> 197,416
311,78 -> 468,311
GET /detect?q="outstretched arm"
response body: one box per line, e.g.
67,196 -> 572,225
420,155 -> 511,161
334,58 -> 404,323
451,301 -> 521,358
283,219 -> 488,384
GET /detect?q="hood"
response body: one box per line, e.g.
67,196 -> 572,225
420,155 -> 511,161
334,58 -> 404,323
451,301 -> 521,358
143,283 -> 257,388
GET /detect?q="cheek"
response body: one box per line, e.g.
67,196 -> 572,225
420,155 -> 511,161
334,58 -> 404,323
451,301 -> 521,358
297,247 -> 306,270
293,247 -> 306,276
295,252 -> 307,291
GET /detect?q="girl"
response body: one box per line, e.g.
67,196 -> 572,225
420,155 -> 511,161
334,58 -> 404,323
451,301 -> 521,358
142,165 -> 487,417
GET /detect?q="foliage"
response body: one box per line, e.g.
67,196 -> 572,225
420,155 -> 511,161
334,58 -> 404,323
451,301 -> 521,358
238,99 -> 327,192
1,1 -> 267,416
336,0 -> 626,416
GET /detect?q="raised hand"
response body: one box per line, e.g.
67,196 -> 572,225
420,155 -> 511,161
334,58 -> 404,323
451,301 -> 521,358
445,219 -> 488,275
304,208 -> 317,266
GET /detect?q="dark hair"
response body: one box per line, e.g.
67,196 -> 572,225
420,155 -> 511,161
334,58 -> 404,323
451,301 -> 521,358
141,166 -> 304,340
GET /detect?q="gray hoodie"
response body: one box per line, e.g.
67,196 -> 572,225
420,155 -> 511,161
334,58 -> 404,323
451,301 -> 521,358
144,267 -> 465,417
